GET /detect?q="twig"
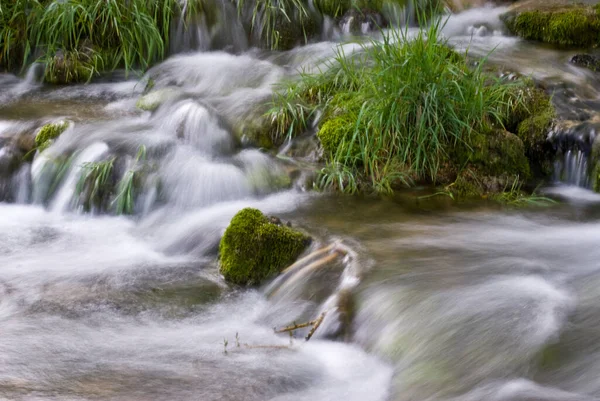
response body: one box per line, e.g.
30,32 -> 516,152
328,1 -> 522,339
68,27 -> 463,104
305,312 -> 326,341
275,320 -> 316,333
274,311 -> 328,341
243,344 -> 292,350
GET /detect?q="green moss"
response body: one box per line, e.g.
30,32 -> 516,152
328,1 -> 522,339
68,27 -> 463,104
453,130 -> 530,179
502,5 -> 600,47
317,114 -> 357,157
35,121 -> 69,152
219,208 -> 311,286
485,130 -> 531,178
516,93 -> 555,176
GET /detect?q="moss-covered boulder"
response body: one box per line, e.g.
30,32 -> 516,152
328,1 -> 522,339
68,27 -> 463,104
35,121 -> 69,152
219,208 -> 311,286
501,0 -> 600,47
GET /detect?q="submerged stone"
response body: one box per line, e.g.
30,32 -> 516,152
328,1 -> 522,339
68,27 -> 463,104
570,54 -> 600,72
501,1 -> 600,47
219,208 -> 311,286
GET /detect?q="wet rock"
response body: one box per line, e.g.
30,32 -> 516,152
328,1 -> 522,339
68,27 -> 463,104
219,208 -> 311,286
501,0 -> 600,47
136,88 -> 183,112
589,133 -> 600,192
35,121 -> 69,153
0,145 -> 22,176
339,8 -> 385,34
570,54 -> 600,72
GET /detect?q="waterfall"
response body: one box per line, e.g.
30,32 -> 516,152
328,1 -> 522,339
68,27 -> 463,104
550,122 -> 598,189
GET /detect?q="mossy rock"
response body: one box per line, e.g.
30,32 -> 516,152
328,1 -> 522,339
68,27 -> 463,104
136,88 -> 182,112
501,1 -> 600,47
590,134 -> 600,192
219,208 -> 311,286
453,130 -> 530,179
498,83 -> 555,177
317,113 -> 359,157
35,121 -> 69,152
235,116 -> 275,149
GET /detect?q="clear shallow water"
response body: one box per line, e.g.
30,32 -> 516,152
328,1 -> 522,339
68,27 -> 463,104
1,5 -> 600,401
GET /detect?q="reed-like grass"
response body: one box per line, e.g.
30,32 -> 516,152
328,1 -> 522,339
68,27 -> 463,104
112,145 -> 147,215
0,0 -> 192,77
271,18 -> 528,193
76,156 -> 116,212
235,0 -> 313,49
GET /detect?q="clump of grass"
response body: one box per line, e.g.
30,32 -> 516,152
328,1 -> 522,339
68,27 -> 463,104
235,0 -> 313,50
76,156 -> 116,212
75,145 -> 149,215
0,0 -> 196,79
490,178 -> 556,207
112,145 -> 147,215
270,17 -> 528,193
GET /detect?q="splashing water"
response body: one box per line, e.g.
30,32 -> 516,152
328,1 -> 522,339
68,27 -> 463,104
1,5 -> 600,401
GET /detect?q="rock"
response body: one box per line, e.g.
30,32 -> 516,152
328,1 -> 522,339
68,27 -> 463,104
219,208 -> 311,286
501,0 -> 600,47
590,134 -> 600,192
0,145 -> 22,176
570,54 -> 600,72
35,121 -> 69,153
339,8 -> 385,34
135,88 -> 182,112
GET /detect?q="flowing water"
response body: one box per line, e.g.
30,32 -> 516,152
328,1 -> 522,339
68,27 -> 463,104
2,5 -> 600,401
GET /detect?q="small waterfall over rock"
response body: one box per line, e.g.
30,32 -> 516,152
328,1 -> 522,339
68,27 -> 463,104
549,115 -> 600,189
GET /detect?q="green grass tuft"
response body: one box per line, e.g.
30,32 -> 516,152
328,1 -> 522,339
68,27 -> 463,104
270,18 -> 528,193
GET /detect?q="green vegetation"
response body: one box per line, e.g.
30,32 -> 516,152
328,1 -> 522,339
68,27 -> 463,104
501,3 -> 600,47
76,157 -> 116,212
0,0 -> 203,82
1,0 -> 438,77
35,121 -> 69,152
269,19 -> 552,196
219,208 -> 311,286
236,0 -> 315,50
112,145 -> 147,215
75,145 -> 148,214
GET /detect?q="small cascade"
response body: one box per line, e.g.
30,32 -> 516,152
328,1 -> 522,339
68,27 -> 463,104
169,0 -> 248,53
554,149 -> 590,188
549,121 -> 599,188
50,142 -> 111,212
11,63 -> 45,96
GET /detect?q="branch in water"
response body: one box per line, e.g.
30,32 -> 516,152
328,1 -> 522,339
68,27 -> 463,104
274,311 -> 328,341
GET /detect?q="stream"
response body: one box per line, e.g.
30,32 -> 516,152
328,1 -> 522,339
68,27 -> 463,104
1,5 -> 600,401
